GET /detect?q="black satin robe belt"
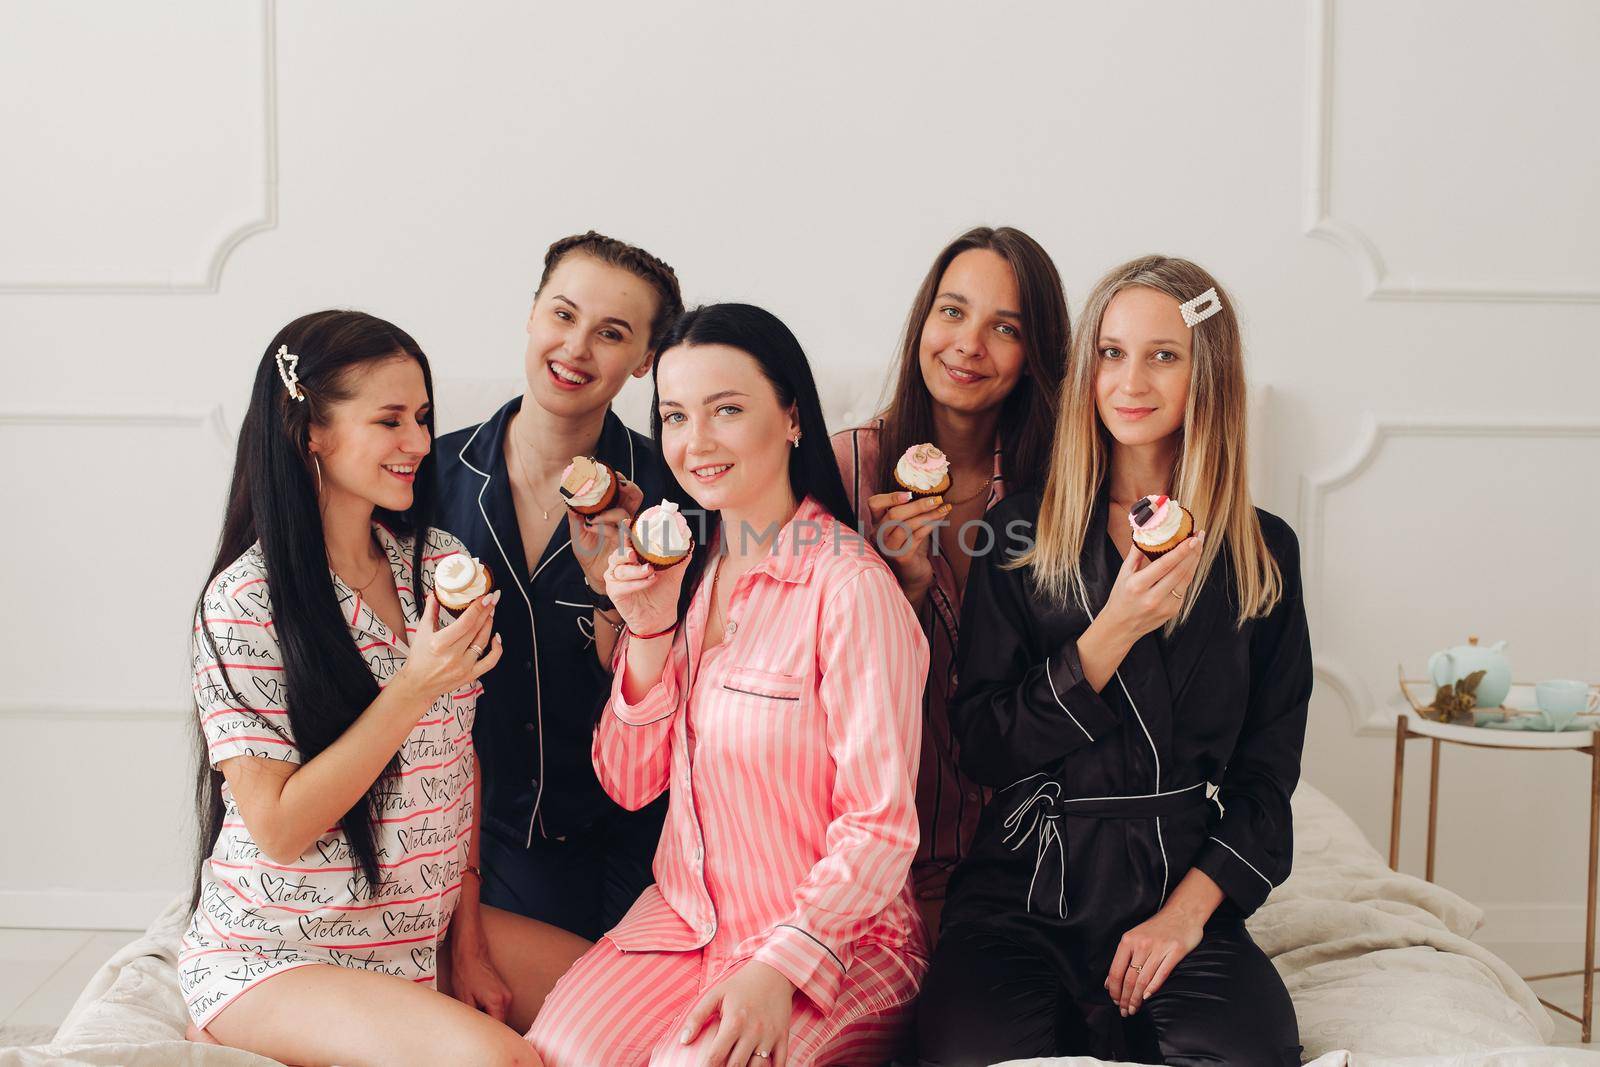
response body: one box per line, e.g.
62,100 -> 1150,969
1000,776 -> 1211,919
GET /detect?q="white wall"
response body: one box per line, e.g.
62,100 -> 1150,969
2,0 -> 1596,940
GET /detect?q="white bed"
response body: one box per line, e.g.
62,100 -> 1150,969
1,783 -> 1591,1067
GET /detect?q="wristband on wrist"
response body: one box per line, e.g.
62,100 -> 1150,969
627,621 -> 679,641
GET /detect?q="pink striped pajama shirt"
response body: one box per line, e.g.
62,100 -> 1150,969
528,497 -> 931,1066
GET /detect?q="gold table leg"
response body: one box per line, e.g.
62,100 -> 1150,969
1390,715 -> 1407,870
1426,738 -> 1441,883
1585,744 -> 1597,1042
1527,744 -> 1600,1042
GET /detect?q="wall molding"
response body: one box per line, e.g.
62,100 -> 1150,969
0,405 -> 229,720
0,890 -> 180,932
1300,415 -> 1600,734
0,702 -> 186,723
1303,0 -> 1600,304
1313,657 -> 1384,737
0,406 -> 230,440
0,0 -> 278,295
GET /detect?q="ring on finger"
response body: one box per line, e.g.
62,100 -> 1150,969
1170,588 -> 1185,600
754,1053 -> 772,1061
466,643 -> 484,658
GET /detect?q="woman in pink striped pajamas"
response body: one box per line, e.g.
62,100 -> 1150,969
526,304 -> 931,1066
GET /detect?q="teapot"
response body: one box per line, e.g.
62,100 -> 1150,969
1427,636 -> 1512,708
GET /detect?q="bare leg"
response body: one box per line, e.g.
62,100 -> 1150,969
184,1023 -> 220,1045
440,903 -> 593,1033
203,963 -> 538,1067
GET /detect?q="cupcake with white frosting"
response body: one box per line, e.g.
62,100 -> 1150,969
631,500 -> 693,568
894,443 -> 951,498
434,552 -> 494,611
1128,494 -> 1194,560
560,455 -> 617,516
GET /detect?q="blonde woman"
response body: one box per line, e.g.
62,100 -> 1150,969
916,257 -> 1309,1067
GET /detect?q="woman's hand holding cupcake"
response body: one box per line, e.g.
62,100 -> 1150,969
1072,529 -> 1203,693
1103,522 -> 1204,643
604,516 -> 690,640
866,489 -> 949,606
569,470 -> 644,598
395,592 -> 504,706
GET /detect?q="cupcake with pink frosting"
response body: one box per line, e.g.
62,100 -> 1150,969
894,443 -> 951,498
1128,494 -> 1194,560
559,455 -> 618,516
631,500 -> 693,568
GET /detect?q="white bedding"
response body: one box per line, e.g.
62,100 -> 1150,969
2,782 -> 1591,1066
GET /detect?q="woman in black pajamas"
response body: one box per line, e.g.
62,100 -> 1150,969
916,256 -> 1311,1067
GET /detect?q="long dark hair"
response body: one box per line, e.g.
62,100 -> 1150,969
877,225 -> 1070,495
190,310 -> 437,904
648,303 -> 856,613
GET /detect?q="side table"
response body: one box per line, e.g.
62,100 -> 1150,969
1389,702 -> 1598,1041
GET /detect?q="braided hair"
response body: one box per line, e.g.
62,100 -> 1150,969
537,231 -> 685,347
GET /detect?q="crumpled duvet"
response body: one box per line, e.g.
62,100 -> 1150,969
3,783 -> 1591,1066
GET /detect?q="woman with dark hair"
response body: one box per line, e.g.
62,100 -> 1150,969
527,305 -> 930,1066
831,225 -> 1070,940
435,231 -> 684,941
181,311 -> 581,1066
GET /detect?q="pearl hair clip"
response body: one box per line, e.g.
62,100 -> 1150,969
275,345 -> 305,402
1179,287 -> 1222,328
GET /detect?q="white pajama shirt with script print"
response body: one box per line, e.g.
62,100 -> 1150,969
179,524 -> 480,1028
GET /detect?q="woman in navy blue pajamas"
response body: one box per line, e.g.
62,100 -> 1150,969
436,232 -> 682,940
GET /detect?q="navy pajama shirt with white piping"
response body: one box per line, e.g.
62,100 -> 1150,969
434,398 -> 669,939
916,487 -> 1311,1067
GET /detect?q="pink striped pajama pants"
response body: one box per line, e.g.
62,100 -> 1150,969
526,936 -> 923,1066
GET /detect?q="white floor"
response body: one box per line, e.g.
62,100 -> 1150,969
0,927 -> 140,1046
1485,941 -> 1600,1053
0,929 -> 1596,1054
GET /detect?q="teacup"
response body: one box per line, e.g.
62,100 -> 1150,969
1535,680 -> 1598,732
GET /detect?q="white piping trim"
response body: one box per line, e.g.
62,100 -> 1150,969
458,418 -> 548,847
1000,773 -> 1204,806
1001,778 -> 1068,917
1059,781 -> 1204,805
530,539 -> 571,585
1208,835 -> 1274,891
1109,670 -> 1169,907
553,598 -> 593,609
1085,596 -> 1171,906
1045,655 -> 1095,743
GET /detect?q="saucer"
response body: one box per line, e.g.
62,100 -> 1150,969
1480,717 -> 1597,733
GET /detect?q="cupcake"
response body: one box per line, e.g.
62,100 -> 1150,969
895,443 -> 951,498
1129,495 -> 1195,560
434,552 -> 494,612
560,455 -> 618,516
631,500 -> 693,568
